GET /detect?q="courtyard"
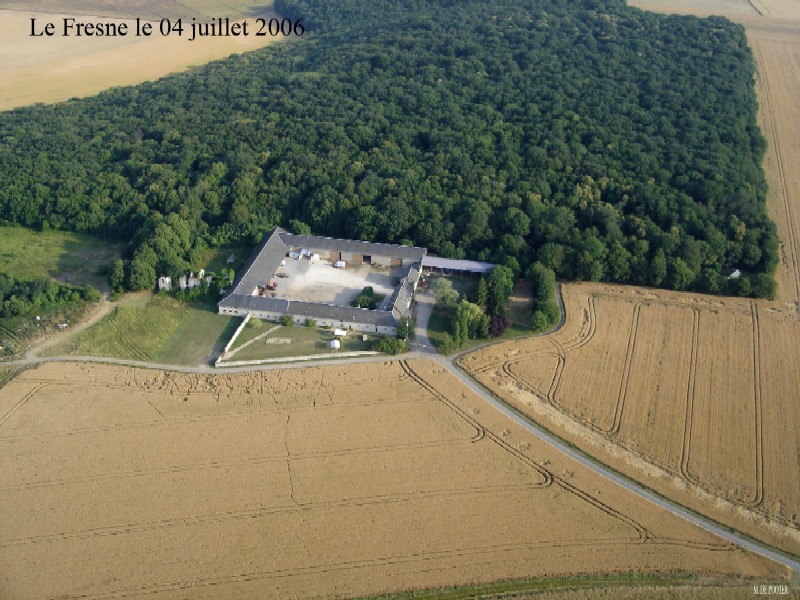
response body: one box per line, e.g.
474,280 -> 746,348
272,258 -> 405,309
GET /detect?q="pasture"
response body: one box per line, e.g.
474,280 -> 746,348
0,360 -> 784,599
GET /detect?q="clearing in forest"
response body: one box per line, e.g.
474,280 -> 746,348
0,225 -> 121,292
0,360 -> 785,599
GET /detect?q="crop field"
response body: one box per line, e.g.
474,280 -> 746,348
0,360 -> 785,599
459,283 -> 800,556
0,0 -> 273,20
0,2 -> 281,111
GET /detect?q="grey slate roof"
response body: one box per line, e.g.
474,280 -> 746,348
228,228 -> 289,297
219,228 -> 425,328
219,294 -> 397,327
279,232 -> 426,261
421,255 -> 495,273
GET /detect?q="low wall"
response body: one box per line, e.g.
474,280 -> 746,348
216,350 -> 380,368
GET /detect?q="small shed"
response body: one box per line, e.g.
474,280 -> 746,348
330,339 -> 341,351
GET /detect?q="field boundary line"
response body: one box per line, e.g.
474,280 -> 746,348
679,309 -> 700,484
754,40 -> 800,301
748,300 -> 765,508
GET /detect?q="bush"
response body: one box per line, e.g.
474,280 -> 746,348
306,318 -> 317,327
372,336 -> 408,354
246,317 -> 264,329
280,314 -> 294,327
531,310 -> 550,332
488,314 -> 510,337
436,332 -> 457,354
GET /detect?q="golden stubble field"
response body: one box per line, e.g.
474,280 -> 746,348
460,283 -> 800,556
0,1 -> 281,111
0,360 -> 784,599
461,0 -> 800,559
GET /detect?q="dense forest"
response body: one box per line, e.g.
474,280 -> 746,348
0,0 -> 777,297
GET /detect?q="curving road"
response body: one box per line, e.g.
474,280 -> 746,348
3,289 -> 800,572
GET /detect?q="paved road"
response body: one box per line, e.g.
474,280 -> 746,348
3,291 -> 800,572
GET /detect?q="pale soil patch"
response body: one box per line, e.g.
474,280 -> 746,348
275,259 -> 402,306
0,360 -> 784,599
0,8 -> 281,111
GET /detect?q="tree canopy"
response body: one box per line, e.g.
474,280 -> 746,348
0,0 -> 777,296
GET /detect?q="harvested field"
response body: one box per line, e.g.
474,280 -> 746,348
0,6 -> 281,111
0,360 -> 785,599
460,283 -> 800,556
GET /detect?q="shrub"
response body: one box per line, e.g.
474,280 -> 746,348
372,336 -> 408,354
436,332 -> 456,354
306,318 -> 317,327
488,314 -> 510,337
280,314 -> 294,327
246,317 -> 263,329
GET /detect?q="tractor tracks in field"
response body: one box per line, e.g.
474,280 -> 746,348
753,39 -> 800,303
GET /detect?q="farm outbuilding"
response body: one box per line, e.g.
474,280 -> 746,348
217,228 -> 427,336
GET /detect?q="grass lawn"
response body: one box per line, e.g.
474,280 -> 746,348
222,324 -> 372,362
44,294 -> 187,361
0,225 -> 122,292
42,294 -> 238,364
198,245 -> 251,277
155,307 -> 240,366
228,319 -> 275,351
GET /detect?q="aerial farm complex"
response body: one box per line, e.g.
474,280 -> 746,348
219,228 -> 494,335
218,228 -> 427,335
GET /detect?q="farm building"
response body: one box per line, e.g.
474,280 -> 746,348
218,228 -> 427,335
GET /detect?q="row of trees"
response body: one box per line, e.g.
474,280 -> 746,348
0,0 -> 777,296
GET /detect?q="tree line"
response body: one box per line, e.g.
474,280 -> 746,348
0,0 -> 777,297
